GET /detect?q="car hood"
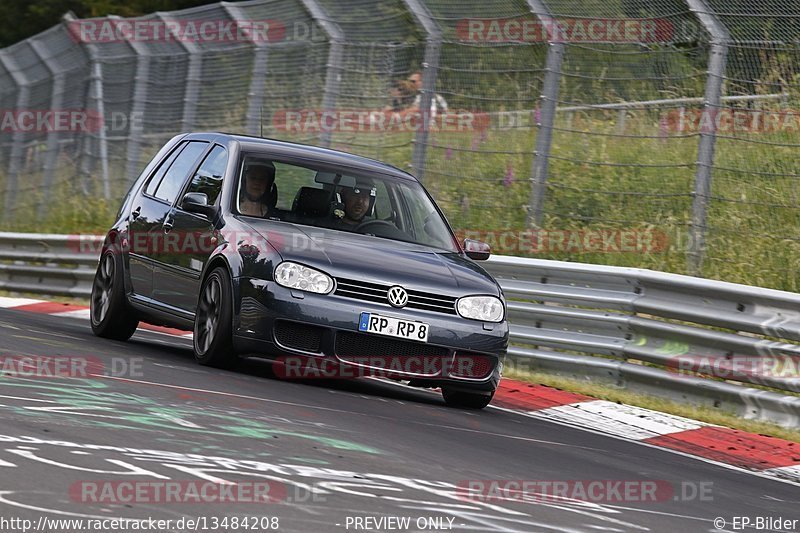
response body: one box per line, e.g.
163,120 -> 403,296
243,220 -> 500,296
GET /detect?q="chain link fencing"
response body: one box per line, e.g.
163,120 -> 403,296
0,0 -> 798,290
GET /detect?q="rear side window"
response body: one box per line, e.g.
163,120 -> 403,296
185,145 -> 227,206
147,141 -> 209,203
145,143 -> 185,197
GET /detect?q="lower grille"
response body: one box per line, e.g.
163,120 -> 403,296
274,320 -> 324,353
450,353 -> 495,379
335,331 -> 450,376
335,331 -> 449,358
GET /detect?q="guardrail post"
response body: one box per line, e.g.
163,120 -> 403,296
525,1 -> 564,228
684,0 -> 730,276
299,0 -> 343,148
402,0 -> 442,182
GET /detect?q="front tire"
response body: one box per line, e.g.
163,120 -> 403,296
90,251 -> 139,340
441,387 -> 494,409
194,267 -> 236,369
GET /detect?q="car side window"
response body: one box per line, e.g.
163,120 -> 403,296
185,145 -> 227,206
145,143 -> 186,197
396,181 -> 451,248
152,141 -> 209,204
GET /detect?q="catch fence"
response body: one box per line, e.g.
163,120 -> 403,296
0,0 -> 799,289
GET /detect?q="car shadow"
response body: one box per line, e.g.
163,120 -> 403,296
126,332 -> 445,406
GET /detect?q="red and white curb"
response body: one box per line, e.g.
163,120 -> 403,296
0,296 -> 193,338
492,382 -> 800,485
2,296 -> 799,485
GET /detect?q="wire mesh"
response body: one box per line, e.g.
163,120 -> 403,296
700,0 -> 800,290
0,0 -> 798,291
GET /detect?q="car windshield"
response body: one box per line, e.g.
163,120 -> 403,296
235,154 -> 460,252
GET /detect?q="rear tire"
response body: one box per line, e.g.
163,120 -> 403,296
194,267 -> 237,369
441,387 -> 494,409
90,251 -> 139,340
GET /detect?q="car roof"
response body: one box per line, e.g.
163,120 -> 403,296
188,132 -> 418,182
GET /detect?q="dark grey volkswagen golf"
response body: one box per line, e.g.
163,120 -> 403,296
91,132 -> 507,408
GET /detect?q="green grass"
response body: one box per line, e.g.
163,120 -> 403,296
2,106 -> 800,291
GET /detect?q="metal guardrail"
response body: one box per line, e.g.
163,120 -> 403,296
483,256 -> 800,427
1,232 -> 799,427
0,232 -> 101,298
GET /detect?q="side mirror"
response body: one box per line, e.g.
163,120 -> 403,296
181,192 -> 215,218
464,239 -> 491,260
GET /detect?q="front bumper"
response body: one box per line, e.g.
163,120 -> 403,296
233,278 -> 507,393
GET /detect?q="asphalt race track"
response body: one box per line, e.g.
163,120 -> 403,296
0,307 -> 798,533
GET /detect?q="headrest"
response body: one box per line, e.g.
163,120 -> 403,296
292,187 -> 332,217
266,183 -> 278,209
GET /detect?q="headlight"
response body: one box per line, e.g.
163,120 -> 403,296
456,295 -> 504,322
274,262 -> 334,294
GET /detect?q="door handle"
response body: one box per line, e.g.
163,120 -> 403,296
163,217 -> 174,233
131,206 -> 141,220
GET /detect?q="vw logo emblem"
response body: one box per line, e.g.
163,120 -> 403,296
387,286 -> 408,308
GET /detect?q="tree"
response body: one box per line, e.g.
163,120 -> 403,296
0,0 -> 219,47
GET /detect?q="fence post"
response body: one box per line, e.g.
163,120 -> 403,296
90,54 -> 111,199
0,51 -> 28,224
156,13 -> 202,132
62,14 -> 111,201
402,0 -> 442,182
108,16 -> 152,185
525,1 -> 564,228
29,39 -> 66,216
222,4 -> 269,137
684,0 -> 730,276
299,0 -> 343,148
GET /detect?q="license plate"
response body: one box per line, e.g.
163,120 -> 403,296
358,312 -> 429,342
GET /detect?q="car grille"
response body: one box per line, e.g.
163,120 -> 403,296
450,353 -> 495,379
335,331 -> 450,376
274,320 -> 324,353
334,277 -> 457,315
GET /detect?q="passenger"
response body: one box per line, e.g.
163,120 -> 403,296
238,161 -> 276,217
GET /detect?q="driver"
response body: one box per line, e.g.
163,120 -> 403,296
334,177 -> 376,228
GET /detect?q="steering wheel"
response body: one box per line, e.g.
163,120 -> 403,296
354,219 -> 398,233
